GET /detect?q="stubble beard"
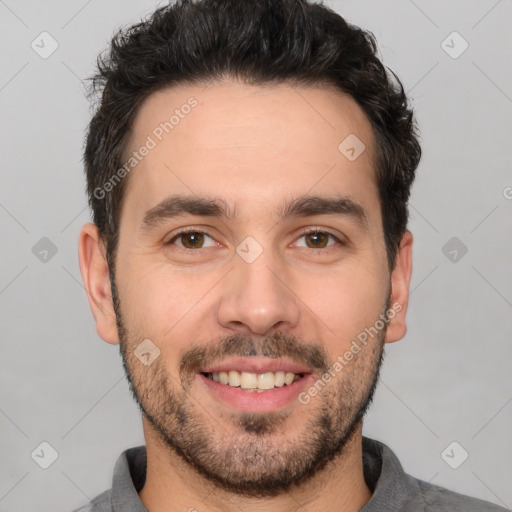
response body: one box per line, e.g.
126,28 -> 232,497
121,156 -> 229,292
111,276 -> 388,497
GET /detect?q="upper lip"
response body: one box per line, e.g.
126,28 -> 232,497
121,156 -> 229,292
200,357 -> 312,375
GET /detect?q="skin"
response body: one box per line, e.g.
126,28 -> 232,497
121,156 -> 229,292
78,79 -> 413,512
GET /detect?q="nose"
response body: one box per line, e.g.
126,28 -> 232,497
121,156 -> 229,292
216,250 -> 301,335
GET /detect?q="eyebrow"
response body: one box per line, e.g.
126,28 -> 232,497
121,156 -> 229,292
140,193 -> 369,232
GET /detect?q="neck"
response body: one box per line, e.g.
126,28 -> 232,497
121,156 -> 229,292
138,419 -> 372,512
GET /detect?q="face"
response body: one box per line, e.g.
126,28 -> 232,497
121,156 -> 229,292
80,80 -> 413,497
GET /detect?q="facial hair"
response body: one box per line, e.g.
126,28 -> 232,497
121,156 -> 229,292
111,275 -> 389,498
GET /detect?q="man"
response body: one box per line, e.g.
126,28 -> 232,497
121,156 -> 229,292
75,0 -> 508,510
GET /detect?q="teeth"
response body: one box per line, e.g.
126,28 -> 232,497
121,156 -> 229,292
240,371 -> 258,389
205,370 -> 301,391
228,370 -> 241,387
284,372 -> 295,385
274,371 -> 285,387
258,372 -> 274,390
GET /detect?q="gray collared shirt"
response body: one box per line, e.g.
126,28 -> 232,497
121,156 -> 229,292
72,436 -> 510,511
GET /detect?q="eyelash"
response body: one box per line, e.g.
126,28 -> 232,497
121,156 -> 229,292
165,227 -> 345,252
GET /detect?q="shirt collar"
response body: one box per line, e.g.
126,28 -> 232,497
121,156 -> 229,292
110,445 -> 148,511
360,436 -> 420,511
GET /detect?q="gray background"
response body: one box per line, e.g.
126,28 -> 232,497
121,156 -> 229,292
1,0 -> 511,510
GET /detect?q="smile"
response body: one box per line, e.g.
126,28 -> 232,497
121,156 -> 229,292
202,370 -> 303,392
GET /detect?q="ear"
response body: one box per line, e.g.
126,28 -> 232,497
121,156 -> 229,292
385,229 -> 413,344
78,223 -> 119,345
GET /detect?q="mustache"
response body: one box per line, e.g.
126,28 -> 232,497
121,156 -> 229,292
180,331 -> 330,385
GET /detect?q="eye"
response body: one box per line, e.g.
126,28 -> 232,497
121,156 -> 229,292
165,228 -> 344,252
293,229 -> 344,250
166,229 -> 218,250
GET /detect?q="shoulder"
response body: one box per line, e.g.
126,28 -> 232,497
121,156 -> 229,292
410,475 -> 510,511
70,488 -> 111,512
69,444 -> 147,512
362,436 -> 509,512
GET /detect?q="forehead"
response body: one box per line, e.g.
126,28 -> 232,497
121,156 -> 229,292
121,80 -> 379,227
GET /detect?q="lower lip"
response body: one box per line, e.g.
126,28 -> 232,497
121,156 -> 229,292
198,373 -> 314,413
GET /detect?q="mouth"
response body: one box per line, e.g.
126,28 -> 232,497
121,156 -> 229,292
201,370 -> 303,392
197,358 -> 314,413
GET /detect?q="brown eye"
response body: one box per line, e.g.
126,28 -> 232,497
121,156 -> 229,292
179,232 -> 205,249
304,231 -> 330,249
295,230 -> 341,250
167,230 -> 216,250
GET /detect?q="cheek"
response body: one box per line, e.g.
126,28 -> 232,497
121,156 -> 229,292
117,260 -> 189,335
118,259 -> 221,365
303,266 -> 387,351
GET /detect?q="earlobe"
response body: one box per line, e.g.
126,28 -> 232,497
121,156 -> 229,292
385,230 -> 413,344
78,223 -> 120,345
